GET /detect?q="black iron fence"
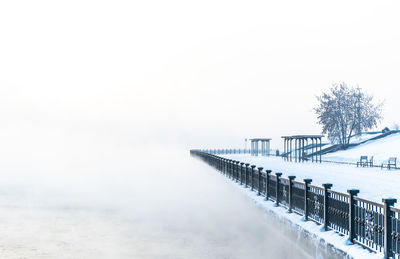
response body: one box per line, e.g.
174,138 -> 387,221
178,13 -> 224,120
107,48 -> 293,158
200,149 -> 251,155
190,150 -> 399,259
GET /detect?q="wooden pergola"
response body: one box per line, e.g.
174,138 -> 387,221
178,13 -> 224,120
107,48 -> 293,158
281,135 -> 323,163
250,138 -> 271,156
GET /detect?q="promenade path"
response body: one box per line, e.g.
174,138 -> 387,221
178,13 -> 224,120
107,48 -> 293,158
221,154 -> 400,206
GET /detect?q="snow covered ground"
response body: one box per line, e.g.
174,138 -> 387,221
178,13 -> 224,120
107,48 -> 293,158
346,132 -> 383,145
227,177 -> 381,259
324,132 -> 400,165
219,154 -> 400,207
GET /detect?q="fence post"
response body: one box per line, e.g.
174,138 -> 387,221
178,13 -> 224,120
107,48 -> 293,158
240,163 -> 244,185
226,159 -> 229,177
226,159 -> 230,177
235,161 -> 239,182
250,165 -> 256,191
245,163 -> 249,187
304,179 -> 312,221
231,160 -> 235,180
228,160 -> 231,178
230,160 -> 234,179
322,183 -> 333,231
226,159 -> 229,176
383,198 -> 397,259
265,170 -> 272,200
223,158 -> 228,175
347,189 -> 359,244
257,167 -> 263,196
275,172 -> 282,206
236,161 -> 240,181
288,176 -> 296,213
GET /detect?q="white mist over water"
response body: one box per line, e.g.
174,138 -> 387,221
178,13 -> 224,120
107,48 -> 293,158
0,140 -> 312,258
4,1 -> 397,256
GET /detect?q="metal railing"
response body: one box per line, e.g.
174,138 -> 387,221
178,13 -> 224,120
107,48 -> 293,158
199,149 -> 251,155
190,150 -> 399,259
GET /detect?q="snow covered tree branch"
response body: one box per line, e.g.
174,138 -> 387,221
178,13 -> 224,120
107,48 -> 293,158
314,83 -> 383,148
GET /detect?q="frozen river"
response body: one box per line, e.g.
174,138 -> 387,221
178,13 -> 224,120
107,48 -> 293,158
0,149 -> 313,258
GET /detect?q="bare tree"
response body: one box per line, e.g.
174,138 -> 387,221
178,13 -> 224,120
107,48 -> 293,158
314,83 -> 383,148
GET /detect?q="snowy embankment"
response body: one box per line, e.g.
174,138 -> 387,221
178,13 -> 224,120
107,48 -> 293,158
220,154 -> 400,208
229,180 -> 381,259
324,132 -> 400,165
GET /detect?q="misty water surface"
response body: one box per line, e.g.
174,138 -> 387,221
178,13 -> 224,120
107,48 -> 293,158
0,147 -> 312,258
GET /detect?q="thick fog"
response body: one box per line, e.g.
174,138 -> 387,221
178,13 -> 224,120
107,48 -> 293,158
0,0 -> 400,257
1,1 -> 400,149
0,141 -> 313,258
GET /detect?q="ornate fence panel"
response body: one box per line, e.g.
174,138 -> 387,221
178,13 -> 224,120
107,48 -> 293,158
390,207 -> 400,258
307,185 -> 324,224
268,175 -> 277,201
354,198 -> 384,252
279,178 -> 290,208
247,168 -> 252,188
292,181 -> 305,214
253,169 -> 260,192
244,166 -> 250,187
259,171 -> 266,196
327,190 -> 349,235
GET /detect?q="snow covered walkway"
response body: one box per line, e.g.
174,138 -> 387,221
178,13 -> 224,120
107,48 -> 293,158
220,154 -> 400,208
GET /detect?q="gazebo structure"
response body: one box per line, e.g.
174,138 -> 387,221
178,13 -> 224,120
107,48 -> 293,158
281,135 -> 323,163
250,138 -> 271,156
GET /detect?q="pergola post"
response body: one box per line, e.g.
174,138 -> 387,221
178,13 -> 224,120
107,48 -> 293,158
249,138 -> 271,157
282,135 -> 323,163
319,137 -> 322,163
256,140 -> 258,156
297,138 -> 300,161
314,137 -> 317,162
261,140 -> 263,156
261,141 -> 263,156
287,138 -> 290,161
283,139 -> 286,160
311,138 -> 314,162
306,138 -> 308,160
264,141 -> 269,156
265,140 -> 267,156
300,138 -> 303,161
256,140 -> 259,156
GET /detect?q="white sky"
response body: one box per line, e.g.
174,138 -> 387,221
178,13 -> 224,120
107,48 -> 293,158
1,0 -> 400,152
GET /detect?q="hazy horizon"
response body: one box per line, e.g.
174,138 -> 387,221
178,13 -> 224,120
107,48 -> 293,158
2,1 -> 400,153
1,1 -> 399,258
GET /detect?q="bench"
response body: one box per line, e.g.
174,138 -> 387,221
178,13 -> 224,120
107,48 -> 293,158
381,157 -> 397,170
367,156 -> 374,167
357,156 -> 368,167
